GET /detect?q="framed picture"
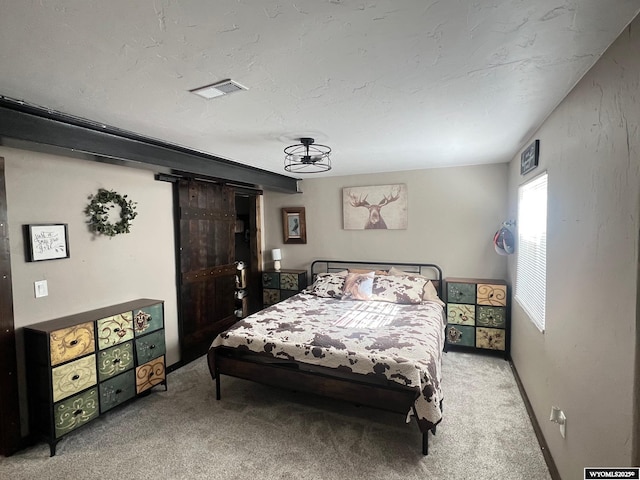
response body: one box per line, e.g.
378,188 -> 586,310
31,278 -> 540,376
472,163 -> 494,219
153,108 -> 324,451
521,139 -> 540,175
281,207 -> 306,244
24,224 -> 70,262
343,184 -> 408,230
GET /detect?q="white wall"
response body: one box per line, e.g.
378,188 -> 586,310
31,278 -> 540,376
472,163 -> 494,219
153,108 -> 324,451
264,164 -> 509,280
507,19 -> 640,478
2,145 -> 179,433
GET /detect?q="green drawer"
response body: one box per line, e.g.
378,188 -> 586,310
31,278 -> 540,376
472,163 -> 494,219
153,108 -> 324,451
51,354 -> 97,403
135,330 -> 166,365
446,324 -> 475,347
262,272 -> 279,288
54,387 -> 99,438
133,303 -> 164,337
99,370 -> 136,413
97,341 -> 134,382
280,290 -> 298,300
447,282 -> 476,304
447,304 -> 475,326
476,306 -> 506,328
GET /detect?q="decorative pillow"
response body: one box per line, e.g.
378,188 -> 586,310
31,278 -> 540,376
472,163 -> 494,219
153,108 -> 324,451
341,271 -> 375,301
305,272 -> 347,298
422,280 -> 445,307
371,274 -> 427,304
348,268 -> 388,275
387,267 -> 445,306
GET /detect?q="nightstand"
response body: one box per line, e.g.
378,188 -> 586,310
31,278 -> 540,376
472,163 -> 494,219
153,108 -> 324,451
262,269 -> 308,306
445,278 -> 510,359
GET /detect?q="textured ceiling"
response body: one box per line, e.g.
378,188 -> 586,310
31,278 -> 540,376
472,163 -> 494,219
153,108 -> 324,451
0,1 -> 638,178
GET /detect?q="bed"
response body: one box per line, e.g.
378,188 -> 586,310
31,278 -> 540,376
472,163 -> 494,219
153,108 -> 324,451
207,260 -> 445,455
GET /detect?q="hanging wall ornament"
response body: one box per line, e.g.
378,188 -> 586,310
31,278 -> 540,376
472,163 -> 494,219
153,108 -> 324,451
493,223 -> 515,255
85,188 -> 138,237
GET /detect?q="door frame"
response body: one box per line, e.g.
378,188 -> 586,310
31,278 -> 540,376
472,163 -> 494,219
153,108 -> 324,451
0,157 -> 23,455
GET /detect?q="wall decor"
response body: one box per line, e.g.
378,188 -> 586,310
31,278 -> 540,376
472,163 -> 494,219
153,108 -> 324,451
25,224 -> 70,261
343,184 -> 408,230
85,188 -> 138,237
282,207 -> 306,244
520,139 -> 540,175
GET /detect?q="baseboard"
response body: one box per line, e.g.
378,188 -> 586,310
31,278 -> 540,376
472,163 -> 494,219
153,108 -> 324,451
509,361 -> 561,480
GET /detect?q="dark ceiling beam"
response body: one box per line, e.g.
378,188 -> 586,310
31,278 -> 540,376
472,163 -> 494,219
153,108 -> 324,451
0,97 -> 299,193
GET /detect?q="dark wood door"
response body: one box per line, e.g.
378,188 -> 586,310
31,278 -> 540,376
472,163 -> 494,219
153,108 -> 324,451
0,157 -> 22,455
177,180 -> 237,365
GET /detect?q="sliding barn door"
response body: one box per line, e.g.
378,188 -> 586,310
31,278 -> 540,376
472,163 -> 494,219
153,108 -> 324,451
177,180 -> 237,365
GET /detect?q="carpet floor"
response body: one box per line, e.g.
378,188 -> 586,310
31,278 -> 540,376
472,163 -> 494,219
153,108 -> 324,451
0,350 -> 551,480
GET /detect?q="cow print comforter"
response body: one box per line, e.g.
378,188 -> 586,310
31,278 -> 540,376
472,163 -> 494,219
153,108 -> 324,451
210,293 -> 445,430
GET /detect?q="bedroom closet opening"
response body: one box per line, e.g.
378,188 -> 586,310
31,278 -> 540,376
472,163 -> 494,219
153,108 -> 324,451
234,192 -> 262,318
175,178 -> 262,366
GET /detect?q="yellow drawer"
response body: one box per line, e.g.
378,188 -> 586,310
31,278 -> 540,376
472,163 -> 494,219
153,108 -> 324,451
447,303 -> 475,326
50,322 -> 95,367
51,354 -> 97,403
476,327 -> 506,351
476,284 -> 507,306
96,312 -> 134,350
135,356 -> 166,394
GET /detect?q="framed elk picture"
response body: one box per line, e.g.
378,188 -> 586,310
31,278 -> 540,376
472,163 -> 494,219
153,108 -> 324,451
343,184 -> 408,230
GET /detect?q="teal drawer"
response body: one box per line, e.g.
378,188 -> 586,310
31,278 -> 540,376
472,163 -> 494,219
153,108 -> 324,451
446,324 -> 475,347
97,341 -> 134,381
99,370 -> 136,413
54,388 -> 99,438
447,282 -> 476,304
262,272 -> 279,288
280,290 -> 298,300
476,306 -> 506,328
447,304 -> 475,326
135,330 -> 166,364
133,303 -> 164,337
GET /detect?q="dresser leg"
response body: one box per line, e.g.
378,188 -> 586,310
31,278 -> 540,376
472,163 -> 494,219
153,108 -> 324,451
422,432 -> 428,455
49,441 -> 57,457
215,369 -> 221,400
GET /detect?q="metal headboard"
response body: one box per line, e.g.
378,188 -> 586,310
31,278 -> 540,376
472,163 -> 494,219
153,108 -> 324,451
310,260 -> 443,294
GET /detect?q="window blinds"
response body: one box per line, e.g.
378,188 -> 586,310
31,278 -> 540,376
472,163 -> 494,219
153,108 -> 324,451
515,172 -> 548,332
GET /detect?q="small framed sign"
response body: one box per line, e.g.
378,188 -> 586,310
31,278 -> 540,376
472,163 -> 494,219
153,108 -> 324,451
24,224 -> 70,262
521,139 -> 540,175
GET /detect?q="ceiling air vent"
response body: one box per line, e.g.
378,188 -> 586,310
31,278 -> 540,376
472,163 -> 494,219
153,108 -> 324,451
189,79 -> 248,99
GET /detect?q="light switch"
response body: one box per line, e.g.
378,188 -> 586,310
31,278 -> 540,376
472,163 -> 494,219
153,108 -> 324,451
34,280 -> 48,298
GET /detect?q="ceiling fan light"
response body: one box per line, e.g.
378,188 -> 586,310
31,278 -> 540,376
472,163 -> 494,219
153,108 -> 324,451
284,137 -> 332,173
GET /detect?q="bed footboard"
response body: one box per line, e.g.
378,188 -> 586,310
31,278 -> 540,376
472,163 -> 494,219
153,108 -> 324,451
209,346 -> 440,455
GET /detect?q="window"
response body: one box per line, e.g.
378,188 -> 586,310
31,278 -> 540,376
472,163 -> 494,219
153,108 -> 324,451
516,172 -> 548,332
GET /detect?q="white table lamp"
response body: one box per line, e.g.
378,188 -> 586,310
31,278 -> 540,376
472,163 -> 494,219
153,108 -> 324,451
272,249 -> 282,271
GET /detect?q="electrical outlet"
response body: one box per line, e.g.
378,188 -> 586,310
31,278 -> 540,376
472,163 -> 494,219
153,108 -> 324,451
34,280 -> 48,298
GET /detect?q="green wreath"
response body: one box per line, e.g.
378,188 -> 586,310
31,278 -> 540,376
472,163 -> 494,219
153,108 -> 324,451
85,188 -> 138,237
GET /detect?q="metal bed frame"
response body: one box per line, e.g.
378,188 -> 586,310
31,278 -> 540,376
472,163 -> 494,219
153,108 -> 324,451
209,260 -> 444,455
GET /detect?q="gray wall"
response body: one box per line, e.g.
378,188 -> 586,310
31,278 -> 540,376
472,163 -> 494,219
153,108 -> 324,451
507,19 -> 640,478
264,164 -> 509,284
2,146 -> 179,362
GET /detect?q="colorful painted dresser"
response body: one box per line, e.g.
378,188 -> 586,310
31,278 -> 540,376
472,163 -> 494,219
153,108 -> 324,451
24,298 -> 166,456
262,269 -> 308,307
445,278 -> 510,359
